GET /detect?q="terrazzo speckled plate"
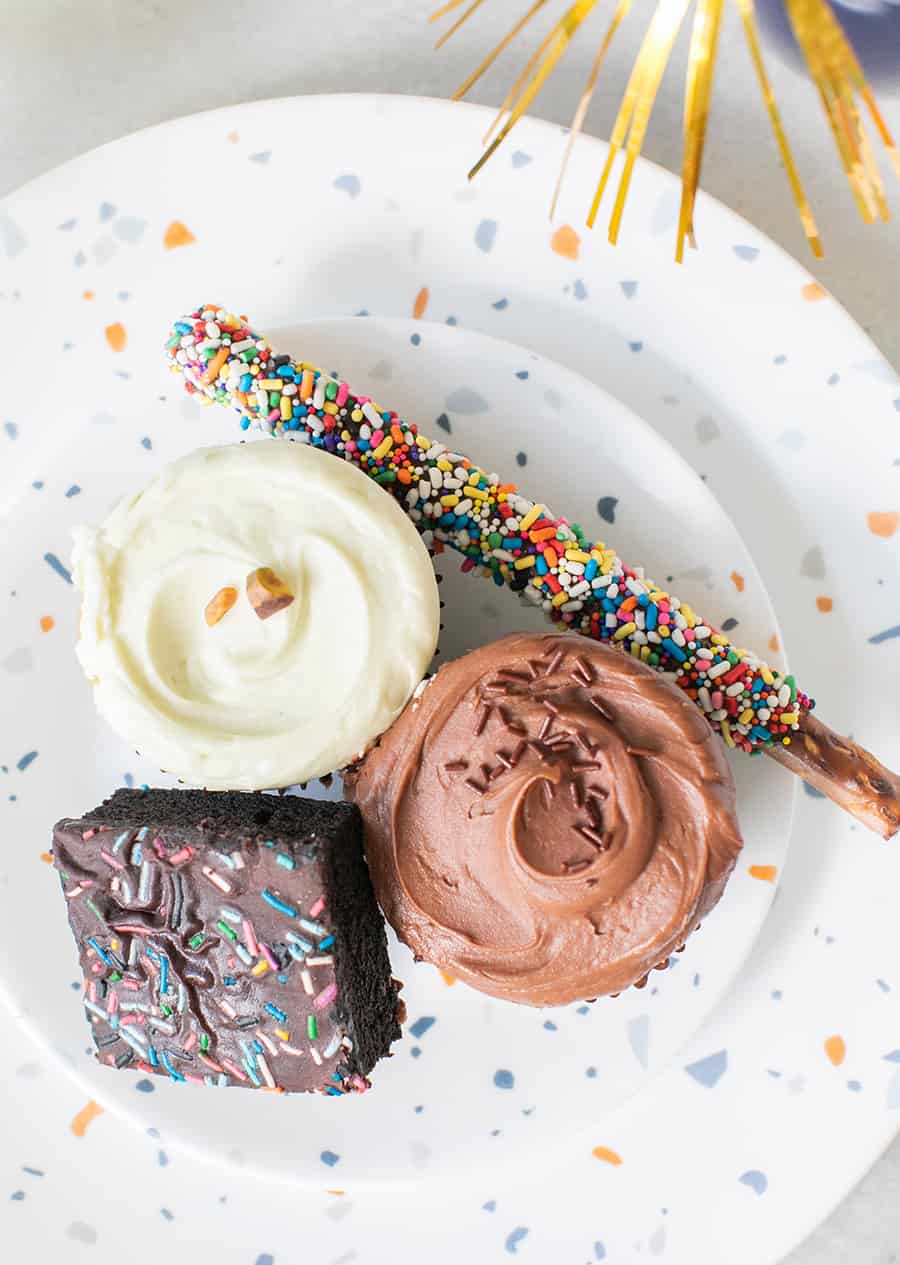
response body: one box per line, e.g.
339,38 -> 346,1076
1,94 -> 898,1264
0,313 -> 790,1187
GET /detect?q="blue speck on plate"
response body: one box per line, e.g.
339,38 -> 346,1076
504,1226 -> 529,1254
475,219 -> 497,253
738,1169 -> 768,1196
333,173 -> 361,198
685,1049 -> 728,1088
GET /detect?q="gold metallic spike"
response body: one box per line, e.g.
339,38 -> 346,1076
814,0 -> 892,209
586,12 -> 650,228
785,0 -> 877,223
481,12 -> 566,146
834,68 -> 888,221
817,4 -> 899,176
441,0 -> 891,255
607,0 -> 691,244
550,0 -> 634,221
736,0 -> 823,257
858,85 -> 900,181
677,0 -> 725,261
453,0 -> 551,101
429,0 -> 472,22
469,0 -> 601,180
435,0 -> 488,50
817,0 -> 886,218
786,0 -> 866,216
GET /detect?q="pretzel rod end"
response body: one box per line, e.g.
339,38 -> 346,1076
767,713 -> 900,840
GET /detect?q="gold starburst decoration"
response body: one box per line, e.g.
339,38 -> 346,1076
431,0 -> 899,259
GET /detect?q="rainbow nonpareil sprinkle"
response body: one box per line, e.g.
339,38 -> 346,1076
168,305 -> 813,753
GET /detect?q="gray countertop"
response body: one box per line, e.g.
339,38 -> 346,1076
2,2 -> 898,1260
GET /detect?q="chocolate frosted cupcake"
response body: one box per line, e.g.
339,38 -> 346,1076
347,632 -> 744,1006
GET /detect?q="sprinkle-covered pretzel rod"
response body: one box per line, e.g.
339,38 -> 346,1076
166,305 -> 900,839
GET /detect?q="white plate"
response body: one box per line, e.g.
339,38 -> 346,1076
0,94 -> 898,1263
0,311 -> 790,1188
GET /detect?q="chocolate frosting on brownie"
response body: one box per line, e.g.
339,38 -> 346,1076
347,633 -> 744,1006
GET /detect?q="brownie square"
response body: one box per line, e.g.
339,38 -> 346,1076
53,788 -> 401,1093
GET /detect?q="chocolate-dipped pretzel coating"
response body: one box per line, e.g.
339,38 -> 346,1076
347,634 -> 744,1005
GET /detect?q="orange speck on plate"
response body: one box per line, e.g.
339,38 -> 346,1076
748,864 -> 777,883
163,220 -> 196,250
867,511 -> 899,538
551,224 -> 580,260
816,595 -> 833,613
71,1100 -> 104,1137
824,1035 -> 846,1067
439,969 -> 456,987
768,633 -> 780,654
801,281 -> 827,302
413,286 -> 430,319
82,289 -> 95,301
105,322 -> 127,353
592,1146 -> 623,1165
40,852 -> 54,865
730,570 -> 745,593
40,615 -> 55,633
227,130 -> 239,143
327,1189 -> 345,1197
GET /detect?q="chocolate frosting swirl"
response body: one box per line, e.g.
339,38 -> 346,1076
348,633 -> 743,1005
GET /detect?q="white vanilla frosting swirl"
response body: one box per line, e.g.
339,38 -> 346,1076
74,442 -> 440,789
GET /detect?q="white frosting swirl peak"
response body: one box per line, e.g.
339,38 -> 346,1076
74,442 -> 440,789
